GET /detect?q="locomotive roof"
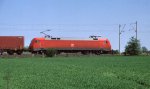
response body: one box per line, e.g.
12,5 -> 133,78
34,37 -> 108,41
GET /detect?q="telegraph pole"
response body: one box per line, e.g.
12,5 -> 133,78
119,24 -> 125,55
119,24 -> 121,55
135,21 -> 137,40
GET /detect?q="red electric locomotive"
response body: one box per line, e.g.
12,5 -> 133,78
29,36 -> 111,55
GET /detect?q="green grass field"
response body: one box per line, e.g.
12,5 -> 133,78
0,56 -> 150,89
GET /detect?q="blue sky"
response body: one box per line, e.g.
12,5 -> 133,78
0,0 -> 150,51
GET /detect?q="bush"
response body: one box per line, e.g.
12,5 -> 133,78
45,48 -> 57,57
112,50 -> 119,54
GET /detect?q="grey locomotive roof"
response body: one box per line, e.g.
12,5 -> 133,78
45,37 -> 107,41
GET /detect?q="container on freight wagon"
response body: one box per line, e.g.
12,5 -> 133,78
0,36 -> 24,55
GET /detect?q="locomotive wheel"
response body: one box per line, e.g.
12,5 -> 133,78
81,51 -> 90,55
0,50 -> 3,55
95,51 -> 101,55
7,50 -> 14,55
16,50 -> 23,55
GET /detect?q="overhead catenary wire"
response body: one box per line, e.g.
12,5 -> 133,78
0,23 -> 149,51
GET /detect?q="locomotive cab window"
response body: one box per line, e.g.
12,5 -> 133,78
35,40 -> 40,43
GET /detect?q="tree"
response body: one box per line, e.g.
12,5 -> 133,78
125,37 -> 141,55
141,46 -> 148,53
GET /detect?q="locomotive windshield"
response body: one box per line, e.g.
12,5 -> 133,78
35,40 -> 40,43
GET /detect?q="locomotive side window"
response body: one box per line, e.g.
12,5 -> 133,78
104,41 -> 107,44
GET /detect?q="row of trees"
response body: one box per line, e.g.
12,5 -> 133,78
114,37 -> 149,55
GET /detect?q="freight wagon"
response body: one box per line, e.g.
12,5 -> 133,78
0,36 -> 24,55
29,36 -> 111,55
